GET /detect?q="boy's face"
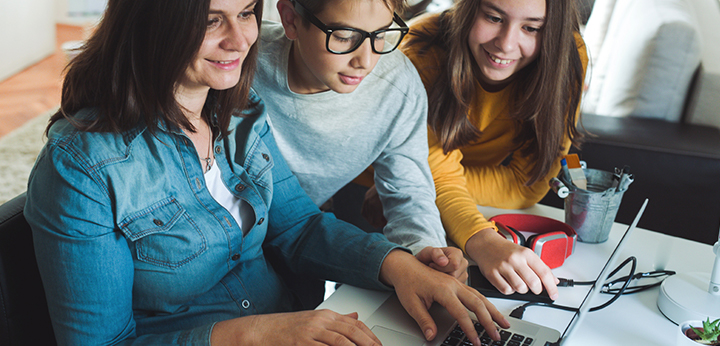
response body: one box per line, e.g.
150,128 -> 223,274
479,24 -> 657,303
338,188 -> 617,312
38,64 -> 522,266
285,0 -> 394,94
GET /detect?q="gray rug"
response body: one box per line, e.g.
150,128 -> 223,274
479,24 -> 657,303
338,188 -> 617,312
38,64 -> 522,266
0,109 -> 54,205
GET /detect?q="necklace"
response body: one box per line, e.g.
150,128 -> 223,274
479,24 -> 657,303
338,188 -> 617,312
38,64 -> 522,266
203,125 -> 214,173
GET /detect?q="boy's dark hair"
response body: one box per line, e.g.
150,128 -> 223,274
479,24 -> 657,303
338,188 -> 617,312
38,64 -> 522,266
297,0 -> 407,20
50,0 -> 264,137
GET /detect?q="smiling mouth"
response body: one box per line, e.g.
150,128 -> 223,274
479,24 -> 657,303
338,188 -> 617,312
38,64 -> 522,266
210,60 -> 236,64
485,50 -> 514,65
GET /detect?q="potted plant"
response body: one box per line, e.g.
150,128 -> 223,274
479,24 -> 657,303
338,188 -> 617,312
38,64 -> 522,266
679,318 -> 720,345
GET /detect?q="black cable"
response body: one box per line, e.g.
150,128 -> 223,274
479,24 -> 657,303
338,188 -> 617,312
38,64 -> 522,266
510,256 -> 638,319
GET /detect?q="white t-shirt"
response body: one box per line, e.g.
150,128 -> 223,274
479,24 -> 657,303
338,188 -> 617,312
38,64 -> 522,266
204,161 -> 254,235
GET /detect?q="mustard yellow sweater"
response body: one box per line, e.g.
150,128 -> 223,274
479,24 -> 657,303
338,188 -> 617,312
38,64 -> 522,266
401,14 -> 588,252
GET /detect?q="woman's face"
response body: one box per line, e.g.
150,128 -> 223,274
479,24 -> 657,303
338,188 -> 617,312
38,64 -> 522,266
179,0 -> 259,95
467,0 -> 545,89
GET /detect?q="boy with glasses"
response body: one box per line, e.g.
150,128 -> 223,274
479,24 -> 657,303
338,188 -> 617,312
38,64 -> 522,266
253,0 -> 464,284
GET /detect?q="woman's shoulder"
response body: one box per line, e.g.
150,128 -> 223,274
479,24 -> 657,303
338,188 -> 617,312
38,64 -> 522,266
44,108 -> 148,166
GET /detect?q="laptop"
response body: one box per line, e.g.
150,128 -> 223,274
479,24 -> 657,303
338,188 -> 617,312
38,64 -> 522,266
362,199 -> 649,346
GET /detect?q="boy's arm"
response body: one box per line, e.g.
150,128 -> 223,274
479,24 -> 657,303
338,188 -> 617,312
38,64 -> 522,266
371,73 -> 447,255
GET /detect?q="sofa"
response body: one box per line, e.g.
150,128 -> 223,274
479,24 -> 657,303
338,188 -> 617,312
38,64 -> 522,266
580,0 -> 720,128
0,193 -> 56,345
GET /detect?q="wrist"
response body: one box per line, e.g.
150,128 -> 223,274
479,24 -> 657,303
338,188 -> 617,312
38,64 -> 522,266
465,227 -> 499,258
379,249 -> 414,288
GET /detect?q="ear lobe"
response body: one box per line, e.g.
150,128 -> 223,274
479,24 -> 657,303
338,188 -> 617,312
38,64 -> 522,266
277,0 -> 299,40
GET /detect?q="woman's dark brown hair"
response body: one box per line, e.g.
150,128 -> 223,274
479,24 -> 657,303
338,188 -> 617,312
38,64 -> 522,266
50,0 -> 264,137
405,0 -> 584,186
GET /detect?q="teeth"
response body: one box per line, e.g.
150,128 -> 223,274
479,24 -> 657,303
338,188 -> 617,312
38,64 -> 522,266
214,60 -> 232,64
490,55 -> 512,65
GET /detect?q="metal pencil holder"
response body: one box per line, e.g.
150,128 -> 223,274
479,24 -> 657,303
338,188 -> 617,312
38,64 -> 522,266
560,168 -> 633,243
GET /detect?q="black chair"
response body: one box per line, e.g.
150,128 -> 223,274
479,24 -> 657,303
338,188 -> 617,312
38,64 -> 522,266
0,193 -> 56,345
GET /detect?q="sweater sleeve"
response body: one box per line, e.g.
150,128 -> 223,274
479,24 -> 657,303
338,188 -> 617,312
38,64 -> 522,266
371,58 -> 448,254
427,128 -> 497,252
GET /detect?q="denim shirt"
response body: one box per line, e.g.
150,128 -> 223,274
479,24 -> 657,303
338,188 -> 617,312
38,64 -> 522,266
24,93 -> 402,345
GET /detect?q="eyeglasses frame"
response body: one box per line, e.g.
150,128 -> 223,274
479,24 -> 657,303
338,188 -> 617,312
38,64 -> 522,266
291,0 -> 409,55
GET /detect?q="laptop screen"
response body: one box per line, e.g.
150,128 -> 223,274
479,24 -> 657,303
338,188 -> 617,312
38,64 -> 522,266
556,199 -> 648,344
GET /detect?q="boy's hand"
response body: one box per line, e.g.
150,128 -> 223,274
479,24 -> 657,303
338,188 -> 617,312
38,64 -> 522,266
361,185 -> 387,228
415,246 -> 469,282
380,250 -> 510,345
465,228 -> 559,300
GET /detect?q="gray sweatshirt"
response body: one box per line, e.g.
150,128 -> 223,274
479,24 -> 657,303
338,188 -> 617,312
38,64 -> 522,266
253,21 -> 446,254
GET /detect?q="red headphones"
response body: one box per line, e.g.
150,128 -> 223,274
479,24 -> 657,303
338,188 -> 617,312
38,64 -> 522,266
488,214 -> 577,269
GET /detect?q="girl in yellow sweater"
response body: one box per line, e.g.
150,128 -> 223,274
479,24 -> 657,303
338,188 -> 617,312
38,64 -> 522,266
393,0 -> 588,300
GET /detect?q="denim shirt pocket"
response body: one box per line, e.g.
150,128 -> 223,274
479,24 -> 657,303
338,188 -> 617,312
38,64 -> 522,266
119,197 -> 207,268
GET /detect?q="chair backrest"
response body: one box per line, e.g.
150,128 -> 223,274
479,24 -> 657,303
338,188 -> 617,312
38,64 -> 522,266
0,193 -> 56,345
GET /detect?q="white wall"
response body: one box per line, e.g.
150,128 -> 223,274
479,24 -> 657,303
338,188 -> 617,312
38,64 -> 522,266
0,0 -> 56,82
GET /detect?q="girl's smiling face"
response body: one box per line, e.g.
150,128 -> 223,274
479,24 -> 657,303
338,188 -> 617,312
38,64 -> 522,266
468,0 -> 545,89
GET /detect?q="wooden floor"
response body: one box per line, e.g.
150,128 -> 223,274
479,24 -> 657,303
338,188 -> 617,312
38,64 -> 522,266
0,24 -> 84,138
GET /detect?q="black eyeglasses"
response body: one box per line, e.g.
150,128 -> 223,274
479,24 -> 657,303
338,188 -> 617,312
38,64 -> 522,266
291,0 -> 409,55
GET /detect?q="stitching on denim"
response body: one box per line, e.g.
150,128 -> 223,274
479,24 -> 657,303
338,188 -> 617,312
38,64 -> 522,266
135,211 -> 207,269
119,197 -> 178,231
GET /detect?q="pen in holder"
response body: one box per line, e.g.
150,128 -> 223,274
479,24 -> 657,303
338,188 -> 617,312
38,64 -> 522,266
558,166 -> 634,243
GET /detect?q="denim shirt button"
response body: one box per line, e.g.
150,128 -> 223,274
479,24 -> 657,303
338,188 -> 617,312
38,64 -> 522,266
231,254 -> 240,261
241,299 -> 250,309
214,146 -> 221,154
262,153 -> 270,161
257,218 -> 264,225
153,219 -> 164,226
235,185 -> 245,192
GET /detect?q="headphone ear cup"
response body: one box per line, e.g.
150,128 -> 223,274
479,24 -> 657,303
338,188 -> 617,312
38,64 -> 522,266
506,226 -> 526,247
527,231 -> 570,269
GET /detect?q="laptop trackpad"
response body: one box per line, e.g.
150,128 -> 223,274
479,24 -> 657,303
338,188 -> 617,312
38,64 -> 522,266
371,326 -> 427,346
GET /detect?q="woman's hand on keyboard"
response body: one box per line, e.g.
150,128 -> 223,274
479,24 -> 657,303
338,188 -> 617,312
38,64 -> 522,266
210,310 -> 382,345
379,249 -> 511,346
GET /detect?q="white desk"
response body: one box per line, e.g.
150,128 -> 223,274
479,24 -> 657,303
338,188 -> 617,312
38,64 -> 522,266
318,203 -> 717,346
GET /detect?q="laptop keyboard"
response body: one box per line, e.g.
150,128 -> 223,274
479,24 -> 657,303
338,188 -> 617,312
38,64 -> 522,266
442,322 -> 534,346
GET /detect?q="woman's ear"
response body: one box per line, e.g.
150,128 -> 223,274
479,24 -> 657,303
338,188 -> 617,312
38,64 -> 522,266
277,0 -> 299,40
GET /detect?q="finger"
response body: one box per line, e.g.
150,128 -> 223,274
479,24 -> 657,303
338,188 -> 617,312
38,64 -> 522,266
438,289 -> 483,343
527,258 -> 559,300
314,329 -> 366,346
325,314 -> 383,346
400,295 -> 438,341
458,270 -> 468,283
515,265 -> 544,296
460,288 -> 509,340
486,270 -> 521,295
414,247 -> 433,265
431,248 -> 450,267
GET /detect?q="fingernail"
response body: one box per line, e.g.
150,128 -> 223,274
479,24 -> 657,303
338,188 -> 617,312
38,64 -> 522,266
424,329 -> 433,339
551,293 -> 559,300
474,336 -> 482,345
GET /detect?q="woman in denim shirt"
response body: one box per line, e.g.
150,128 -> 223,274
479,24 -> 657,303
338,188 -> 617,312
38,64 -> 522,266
24,0 -> 510,344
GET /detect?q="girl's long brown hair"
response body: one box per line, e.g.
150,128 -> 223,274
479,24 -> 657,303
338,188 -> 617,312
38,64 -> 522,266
406,0 -> 584,186
49,0 -> 264,137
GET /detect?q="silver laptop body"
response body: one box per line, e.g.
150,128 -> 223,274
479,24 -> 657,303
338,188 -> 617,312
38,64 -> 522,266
363,199 -> 649,346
